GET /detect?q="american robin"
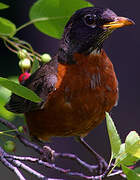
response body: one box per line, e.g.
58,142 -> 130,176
5,7 -> 134,174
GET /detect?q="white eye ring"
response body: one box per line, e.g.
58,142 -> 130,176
84,14 -> 96,28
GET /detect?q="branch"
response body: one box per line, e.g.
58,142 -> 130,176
0,118 -> 125,180
0,118 -> 43,154
0,147 -> 26,180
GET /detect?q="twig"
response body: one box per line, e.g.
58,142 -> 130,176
6,155 -> 70,174
9,159 -> 47,179
0,117 -> 125,180
0,147 -> 26,180
0,118 -> 98,172
1,36 -> 42,63
55,152 -> 98,173
0,118 -> 97,173
0,118 -> 43,154
108,170 -> 123,177
3,40 -> 18,54
1,36 -> 21,51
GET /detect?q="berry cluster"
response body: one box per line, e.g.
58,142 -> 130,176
18,49 -> 51,83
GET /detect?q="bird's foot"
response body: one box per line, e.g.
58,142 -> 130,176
96,157 -> 108,175
42,145 -> 55,162
76,137 -> 109,175
31,136 -> 55,162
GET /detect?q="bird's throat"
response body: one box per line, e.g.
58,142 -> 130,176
57,42 -> 102,65
57,29 -> 113,65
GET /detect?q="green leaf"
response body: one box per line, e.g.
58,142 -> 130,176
126,131 -> 140,147
114,132 -> 140,167
106,112 -> 121,158
0,3 -> 9,10
0,104 -> 15,121
0,77 -> 42,103
125,131 -> 140,159
0,76 -> 23,120
31,59 -> 40,74
0,86 -> 11,105
134,167 -> 140,175
116,143 -> 139,167
29,0 -> 93,39
0,17 -> 16,37
122,165 -> 140,180
0,76 -> 18,105
128,140 -> 140,158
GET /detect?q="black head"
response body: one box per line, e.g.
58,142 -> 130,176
58,7 -> 134,64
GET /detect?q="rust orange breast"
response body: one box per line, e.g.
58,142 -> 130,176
25,50 -> 118,140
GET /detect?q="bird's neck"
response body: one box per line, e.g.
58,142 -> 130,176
57,39 -> 76,65
57,39 -> 102,65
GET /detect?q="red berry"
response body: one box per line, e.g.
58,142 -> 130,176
18,72 -> 31,83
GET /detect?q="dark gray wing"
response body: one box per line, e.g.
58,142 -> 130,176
5,59 -> 58,113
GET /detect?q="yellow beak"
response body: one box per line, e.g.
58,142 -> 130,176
103,17 -> 134,29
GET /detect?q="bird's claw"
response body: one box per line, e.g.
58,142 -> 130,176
96,158 -> 108,175
42,145 -> 55,162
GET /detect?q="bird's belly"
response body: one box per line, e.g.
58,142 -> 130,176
25,84 -> 118,140
49,85 -> 118,135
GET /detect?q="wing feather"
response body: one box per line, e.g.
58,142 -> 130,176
5,58 -> 58,113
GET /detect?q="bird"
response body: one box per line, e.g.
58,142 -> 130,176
5,7 -> 134,174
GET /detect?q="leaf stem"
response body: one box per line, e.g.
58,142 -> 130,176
1,36 -> 21,51
0,129 -> 17,133
3,40 -> 18,54
16,16 -> 68,33
1,36 -> 42,62
16,17 -> 49,33
0,133 -> 15,138
10,37 -> 42,61
108,154 -> 113,171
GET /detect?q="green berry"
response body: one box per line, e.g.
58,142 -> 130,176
18,126 -> 24,133
41,53 -> 51,63
19,58 -> 31,70
17,49 -> 28,59
4,140 -> 16,153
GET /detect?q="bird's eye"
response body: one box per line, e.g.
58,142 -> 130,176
84,14 -> 95,25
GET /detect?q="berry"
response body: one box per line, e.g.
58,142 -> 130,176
18,126 -> 24,133
17,49 -> 28,60
18,72 -> 31,83
19,58 -> 31,70
41,53 -> 51,63
4,140 -> 16,153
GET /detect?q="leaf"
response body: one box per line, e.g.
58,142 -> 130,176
29,0 -> 93,39
125,131 -> 140,159
0,76 -> 23,121
134,167 -> 140,175
116,143 -> 139,167
0,104 -> 15,121
0,17 -> 16,37
0,86 -> 11,105
0,76 -> 19,105
122,165 -> 140,180
114,132 -> 140,167
128,141 -> 140,158
31,59 -> 40,74
0,77 -> 42,103
106,112 -> 121,158
0,2 -> 9,10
